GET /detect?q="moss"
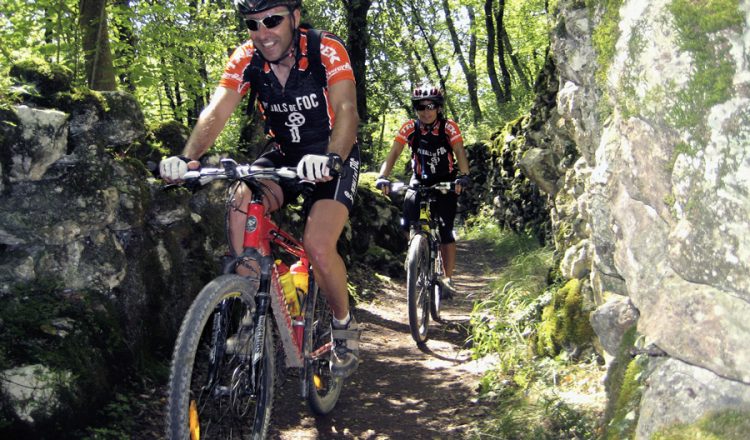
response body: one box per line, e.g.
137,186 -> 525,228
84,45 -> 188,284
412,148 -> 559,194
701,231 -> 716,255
652,409 -> 750,439
9,57 -> 74,95
55,89 -> 109,115
617,19 -> 650,119
149,120 -> 189,156
601,326 -> 645,440
588,0 -> 626,87
534,278 -> 595,357
667,0 -> 742,146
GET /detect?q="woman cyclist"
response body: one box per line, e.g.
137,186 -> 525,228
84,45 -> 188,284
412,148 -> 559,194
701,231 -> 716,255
376,85 -> 470,296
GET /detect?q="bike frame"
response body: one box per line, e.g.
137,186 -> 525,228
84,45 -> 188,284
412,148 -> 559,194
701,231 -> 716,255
230,188 -> 309,369
167,162 -> 342,439
408,184 -> 450,282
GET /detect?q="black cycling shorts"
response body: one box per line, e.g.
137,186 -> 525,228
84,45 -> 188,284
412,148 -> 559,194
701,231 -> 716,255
252,143 -> 360,212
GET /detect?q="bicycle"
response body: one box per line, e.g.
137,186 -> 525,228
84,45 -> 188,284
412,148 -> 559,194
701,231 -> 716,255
166,158 -> 344,439
392,181 -> 455,345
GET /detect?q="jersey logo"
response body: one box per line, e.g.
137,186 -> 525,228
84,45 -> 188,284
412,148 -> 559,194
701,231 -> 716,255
285,112 -> 306,143
320,44 -> 341,64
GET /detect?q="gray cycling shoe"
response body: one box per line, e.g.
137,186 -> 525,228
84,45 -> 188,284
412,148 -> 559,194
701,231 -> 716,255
330,315 -> 361,378
439,276 -> 457,300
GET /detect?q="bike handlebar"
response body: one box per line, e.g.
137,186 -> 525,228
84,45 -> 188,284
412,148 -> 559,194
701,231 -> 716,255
182,158 -> 299,187
390,181 -> 455,195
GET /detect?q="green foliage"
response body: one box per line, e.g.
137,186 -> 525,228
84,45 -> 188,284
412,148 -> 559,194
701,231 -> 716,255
651,409 -> 750,440
468,227 -> 552,374
466,216 -> 602,438
77,393 -> 136,439
470,390 -> 598,439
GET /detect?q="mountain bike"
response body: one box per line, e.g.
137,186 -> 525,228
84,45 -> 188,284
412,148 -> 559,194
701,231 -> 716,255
393,181 -> 455,345
166,158 -> 343,439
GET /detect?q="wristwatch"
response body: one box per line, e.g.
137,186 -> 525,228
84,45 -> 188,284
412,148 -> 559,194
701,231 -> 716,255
327,153 -> 344,175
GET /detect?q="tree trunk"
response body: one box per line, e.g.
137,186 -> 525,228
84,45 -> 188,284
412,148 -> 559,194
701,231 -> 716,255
495,0 -> 511,102
484,0 -> 505,106
441,0 -> 481,123
503,29 -> 530,91
468,5 -> 478,87
112,0 -> 136,92
79,0 -> 117,90
408,0 -> 457,119
341,0 -> 371,123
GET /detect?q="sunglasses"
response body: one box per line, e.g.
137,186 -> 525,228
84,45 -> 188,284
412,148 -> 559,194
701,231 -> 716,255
244,10 -> 290,31
414,103 -> 437,111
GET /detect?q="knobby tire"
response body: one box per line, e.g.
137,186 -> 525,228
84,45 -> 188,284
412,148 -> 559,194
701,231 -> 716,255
166,274 -> 275,440
407,234 -> 431,345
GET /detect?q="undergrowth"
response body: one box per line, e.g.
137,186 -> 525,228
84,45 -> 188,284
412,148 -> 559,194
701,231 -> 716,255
464,222 -> 603,439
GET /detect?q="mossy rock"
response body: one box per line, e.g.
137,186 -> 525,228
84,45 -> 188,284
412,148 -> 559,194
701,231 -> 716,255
651,409 -> 750,440
54,89 -> 109,116
149,120 -> 189,156
534,278 -> 595,357
601,326 -> 646,440
0,279 -> 131,435
9,58 -> 74,96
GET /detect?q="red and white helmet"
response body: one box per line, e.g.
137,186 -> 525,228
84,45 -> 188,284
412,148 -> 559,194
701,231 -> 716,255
411,85 -> 444,106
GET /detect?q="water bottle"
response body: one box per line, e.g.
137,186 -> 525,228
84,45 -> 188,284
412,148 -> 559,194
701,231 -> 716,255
290,258 -> 309,294
276,260 -> 300,316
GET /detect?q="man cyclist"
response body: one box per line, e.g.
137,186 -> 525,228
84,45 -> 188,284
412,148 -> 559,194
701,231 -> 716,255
159,0 -> 360,378
376,86 -> 470,295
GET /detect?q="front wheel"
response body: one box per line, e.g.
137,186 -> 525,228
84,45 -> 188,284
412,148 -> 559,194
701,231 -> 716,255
305,280 -> 343,414
166,274 -> 275,440
406,234 -> 431,345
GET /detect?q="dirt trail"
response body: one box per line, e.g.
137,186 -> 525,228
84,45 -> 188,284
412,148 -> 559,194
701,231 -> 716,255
129,239 -> 501,439
269,239 -> 501,439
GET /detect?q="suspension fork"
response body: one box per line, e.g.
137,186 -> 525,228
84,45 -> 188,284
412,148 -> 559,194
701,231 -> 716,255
250,254 -> 274,385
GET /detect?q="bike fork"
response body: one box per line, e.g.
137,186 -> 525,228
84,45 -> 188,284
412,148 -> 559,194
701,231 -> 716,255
250,255 -> 274,386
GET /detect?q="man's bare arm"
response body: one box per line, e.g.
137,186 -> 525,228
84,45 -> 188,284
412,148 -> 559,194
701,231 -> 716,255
325,79 -> 359,158
183,87 -> 243,160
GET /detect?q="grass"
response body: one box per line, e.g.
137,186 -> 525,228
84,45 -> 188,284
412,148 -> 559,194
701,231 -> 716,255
463,221 -> 603,439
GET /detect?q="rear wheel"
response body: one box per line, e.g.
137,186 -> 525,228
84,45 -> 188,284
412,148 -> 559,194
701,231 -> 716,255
406,234 -> 431,345
166,274 -> 274,440
305,280 -> 343,414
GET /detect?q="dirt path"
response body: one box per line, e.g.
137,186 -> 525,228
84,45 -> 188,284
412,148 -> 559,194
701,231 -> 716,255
269,240 -> 501,439
128,239 -> 501,439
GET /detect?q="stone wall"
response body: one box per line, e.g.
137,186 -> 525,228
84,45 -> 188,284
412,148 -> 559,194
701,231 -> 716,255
518,0 -> 750,437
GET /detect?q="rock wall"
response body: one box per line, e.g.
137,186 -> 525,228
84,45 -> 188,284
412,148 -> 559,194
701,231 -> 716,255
520,0 -> 750,437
